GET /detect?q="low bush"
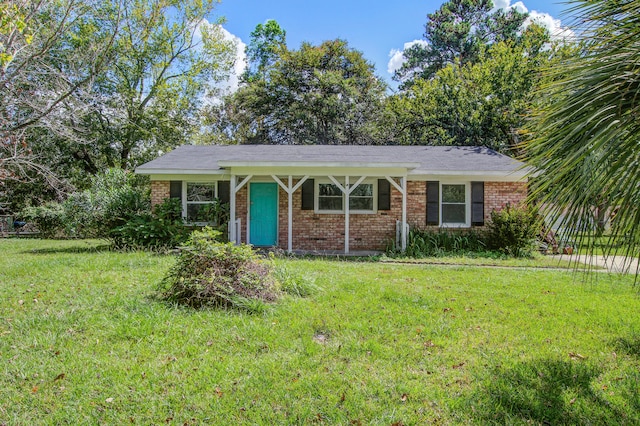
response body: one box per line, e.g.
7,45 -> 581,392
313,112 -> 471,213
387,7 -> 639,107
158,228 -> 280,312
20,168 -> 150,241
401,228 -> 487,257
486,204 -> 539,257
21,202 -> 65,238
112,198 -> 190,249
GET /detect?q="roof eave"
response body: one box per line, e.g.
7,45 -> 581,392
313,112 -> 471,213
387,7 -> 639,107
217,160 -> 421,169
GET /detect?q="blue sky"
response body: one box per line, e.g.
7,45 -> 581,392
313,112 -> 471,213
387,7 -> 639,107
215,0 -> 573,90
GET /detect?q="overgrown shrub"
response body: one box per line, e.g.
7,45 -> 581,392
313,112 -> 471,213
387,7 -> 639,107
486,204 -> 539,257
112,198 -> 190,249
89,169 -> 150,239
158,228 -> 279,312
20,168 -> 150,241
400,228 -> 487,257
21,202 -> 65,238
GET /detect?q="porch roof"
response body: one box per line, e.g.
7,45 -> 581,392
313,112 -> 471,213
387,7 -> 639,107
136,144 -> 529,177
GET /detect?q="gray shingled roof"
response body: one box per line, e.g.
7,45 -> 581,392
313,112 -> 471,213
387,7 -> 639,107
136,144 -> 528,174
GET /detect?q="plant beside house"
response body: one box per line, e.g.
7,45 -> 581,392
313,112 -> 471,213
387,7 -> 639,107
486,204 -> 539,257
390,205 -> 540,258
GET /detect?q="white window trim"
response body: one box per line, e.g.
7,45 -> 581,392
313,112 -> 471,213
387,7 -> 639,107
183,181 -> 218,225
440,182 -> 471,228
314,179 -> 378,214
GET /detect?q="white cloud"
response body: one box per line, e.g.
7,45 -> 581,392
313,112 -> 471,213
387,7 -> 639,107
499,0 -> 575,41
387,39 -> 429,75
218,26 -> 247,95
195,20 -> 246,98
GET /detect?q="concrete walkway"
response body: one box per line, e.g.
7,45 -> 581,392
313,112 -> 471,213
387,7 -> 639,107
551,254 -> 639,274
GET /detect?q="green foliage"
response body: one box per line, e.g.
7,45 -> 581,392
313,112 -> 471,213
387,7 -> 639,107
214,39 -> 387,145
400,228 -> 487,257
20,202 -> 65,238
486,204 -> 538,257
384,24 -> 559,153
19,168 -> 150,241
395,0 -> 528,86
89,169 -> 150,239
525,0 -> 640,266
112,198 -> 190,250
159,228 -> 279,312
243,19 -> 287,82
272,260 -> 320,297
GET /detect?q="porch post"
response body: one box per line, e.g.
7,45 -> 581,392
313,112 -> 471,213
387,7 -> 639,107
401,176 -> 407,251
345,175 -> 350,254
287,175 -> 293,253
229,175 -> 236,244
385,176 -> 408,252
271,175 -> 309,254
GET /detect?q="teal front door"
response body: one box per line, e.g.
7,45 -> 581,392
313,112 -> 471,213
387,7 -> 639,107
250,183 -> 278,246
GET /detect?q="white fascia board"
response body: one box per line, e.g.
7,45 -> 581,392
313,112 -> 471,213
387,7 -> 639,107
226,165 -> 411,177
146,173 -> 230,181
408,169 -> 530,182
135,168 -> 227,176
218,160 -> 421,169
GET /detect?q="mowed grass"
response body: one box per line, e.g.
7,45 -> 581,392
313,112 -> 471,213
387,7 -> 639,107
1,239 -> 639,425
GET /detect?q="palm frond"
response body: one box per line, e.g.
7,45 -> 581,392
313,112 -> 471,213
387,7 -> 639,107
524,0 -> 640,271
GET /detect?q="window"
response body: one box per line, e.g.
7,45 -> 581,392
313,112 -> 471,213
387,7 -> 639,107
316,181 -> 375,213
441,183 -> 467,225
186,182 -> 216,222
349,184 -> 374,211
318,183 -> 343,211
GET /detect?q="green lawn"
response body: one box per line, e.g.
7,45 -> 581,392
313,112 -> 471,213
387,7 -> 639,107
1,239 -> 639,425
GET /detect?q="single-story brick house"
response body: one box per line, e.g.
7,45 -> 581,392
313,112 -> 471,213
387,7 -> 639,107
135,145 -> 529,253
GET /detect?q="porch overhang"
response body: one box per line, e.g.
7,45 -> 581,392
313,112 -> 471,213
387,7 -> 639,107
217,161 -> 420,177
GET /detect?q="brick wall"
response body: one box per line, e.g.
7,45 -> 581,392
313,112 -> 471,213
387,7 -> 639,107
272,180 -> 425,251
153,178 -> 527,251
484,181 -> 527,222
151,181 -> 170,207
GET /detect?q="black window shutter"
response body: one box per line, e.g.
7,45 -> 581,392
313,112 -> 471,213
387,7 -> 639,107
170,181 -> 182,199
471,181 -> 484,226
301,179 -> 314,210
426,181 -> 439,225
378,179 -> 391,210
218,180 -> 230,204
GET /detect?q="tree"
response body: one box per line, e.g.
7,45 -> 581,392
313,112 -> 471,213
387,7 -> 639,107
243,19 -> 286,82
47,0 -> 236,173
384,24 -> 558,153
0,0 -> 116,190
216,39 -> 387,145
525,0 -> 640,266
394,0 -> 528,87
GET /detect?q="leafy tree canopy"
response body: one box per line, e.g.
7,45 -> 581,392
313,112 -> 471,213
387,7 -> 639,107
384,23 -> 562,154
209,37 -> 387,145
394,0 -> 528,87
243,19 -> 286,83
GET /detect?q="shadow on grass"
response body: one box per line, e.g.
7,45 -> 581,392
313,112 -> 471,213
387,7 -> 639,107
24,243 -> 113,255
468,359 -> 639,424
614,334 -> 640,358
